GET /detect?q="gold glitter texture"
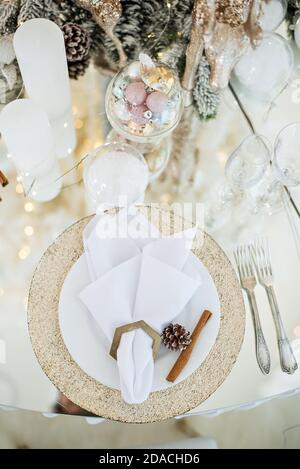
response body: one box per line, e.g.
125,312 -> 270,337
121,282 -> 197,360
216,0 -> 252,27
90,0 -> 122,30
140,65 -> 175,94
206,22 -> 249,89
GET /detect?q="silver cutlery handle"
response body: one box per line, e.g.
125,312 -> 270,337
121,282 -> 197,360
266,286 -> 298,375
247,291 -> 271,375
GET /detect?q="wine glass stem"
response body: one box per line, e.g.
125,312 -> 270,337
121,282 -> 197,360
281,186 -> 300,260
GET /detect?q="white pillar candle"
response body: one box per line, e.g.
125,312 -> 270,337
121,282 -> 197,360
0,98 -> 62,202
14,18 -> 76,159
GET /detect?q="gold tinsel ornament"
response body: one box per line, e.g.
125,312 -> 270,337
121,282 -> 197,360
204,0 -> 265,89
75,0 -> 127,68
215,0 -> 252,27
215,0 -> 264,45
205,22 -> 249,89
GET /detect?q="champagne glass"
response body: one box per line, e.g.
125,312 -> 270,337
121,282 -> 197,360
251,123 -> 300,257
225,134 -> 271,190
273,123 -> 300,188
274,123 -> 300,257
205,135 -> 270,233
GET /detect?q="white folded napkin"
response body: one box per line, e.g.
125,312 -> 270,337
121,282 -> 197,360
79,210 -> 201,404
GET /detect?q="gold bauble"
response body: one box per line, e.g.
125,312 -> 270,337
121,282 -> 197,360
140,65 -> 175,95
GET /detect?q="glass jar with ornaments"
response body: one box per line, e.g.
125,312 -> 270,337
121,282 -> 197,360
105,54 -> 183,182
105,54 -> 183,143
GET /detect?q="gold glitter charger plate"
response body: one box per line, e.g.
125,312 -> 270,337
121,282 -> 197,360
28,207 -> 245,423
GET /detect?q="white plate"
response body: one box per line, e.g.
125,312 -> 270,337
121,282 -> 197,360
59,252 -> 221,392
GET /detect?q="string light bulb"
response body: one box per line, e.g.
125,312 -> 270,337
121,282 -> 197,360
18,245 -> 31,260
15,183 -> 23,194
24,226 -> 34,236
24,202 -> 34,213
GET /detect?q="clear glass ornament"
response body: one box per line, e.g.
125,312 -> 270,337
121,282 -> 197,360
83,142 -> 149,212
105,57 -> 184,143
260,0 -> 287,32
106,129 -> 170,182
233,33 -> 294,103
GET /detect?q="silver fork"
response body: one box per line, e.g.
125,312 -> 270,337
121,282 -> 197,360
252,238 -> 298,375
234,244 -> 271,375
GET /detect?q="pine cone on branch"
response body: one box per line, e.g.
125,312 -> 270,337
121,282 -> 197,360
62,22 -> 90,62
67,54 -> 90,79
162,323 -> 192,352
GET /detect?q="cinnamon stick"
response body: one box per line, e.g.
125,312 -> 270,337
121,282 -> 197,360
0,171 -> 9,187
166,310 -> 212,383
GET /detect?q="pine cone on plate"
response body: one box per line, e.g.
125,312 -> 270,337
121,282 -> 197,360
62,22 -> 90,62
162,323 -> 192,352
67,54 -> 90,79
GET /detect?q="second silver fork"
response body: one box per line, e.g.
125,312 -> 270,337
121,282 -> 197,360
252,238 -> 298,375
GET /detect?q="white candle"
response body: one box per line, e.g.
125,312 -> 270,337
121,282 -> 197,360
0,98 -> 62,201
14,18 -> 76,159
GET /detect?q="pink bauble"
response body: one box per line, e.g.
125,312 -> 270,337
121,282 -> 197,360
125,81 -> 147,105
130,104 -> 148,125
146,91 -> 168,113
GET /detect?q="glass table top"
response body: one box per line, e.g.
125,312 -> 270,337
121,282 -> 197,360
0,71 -> 300,418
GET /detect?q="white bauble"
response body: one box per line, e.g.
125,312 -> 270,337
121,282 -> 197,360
234,33 -> 294,102
260,0 -> 287,32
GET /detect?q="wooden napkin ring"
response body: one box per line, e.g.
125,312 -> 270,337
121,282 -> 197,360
110,320 -> 161,361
